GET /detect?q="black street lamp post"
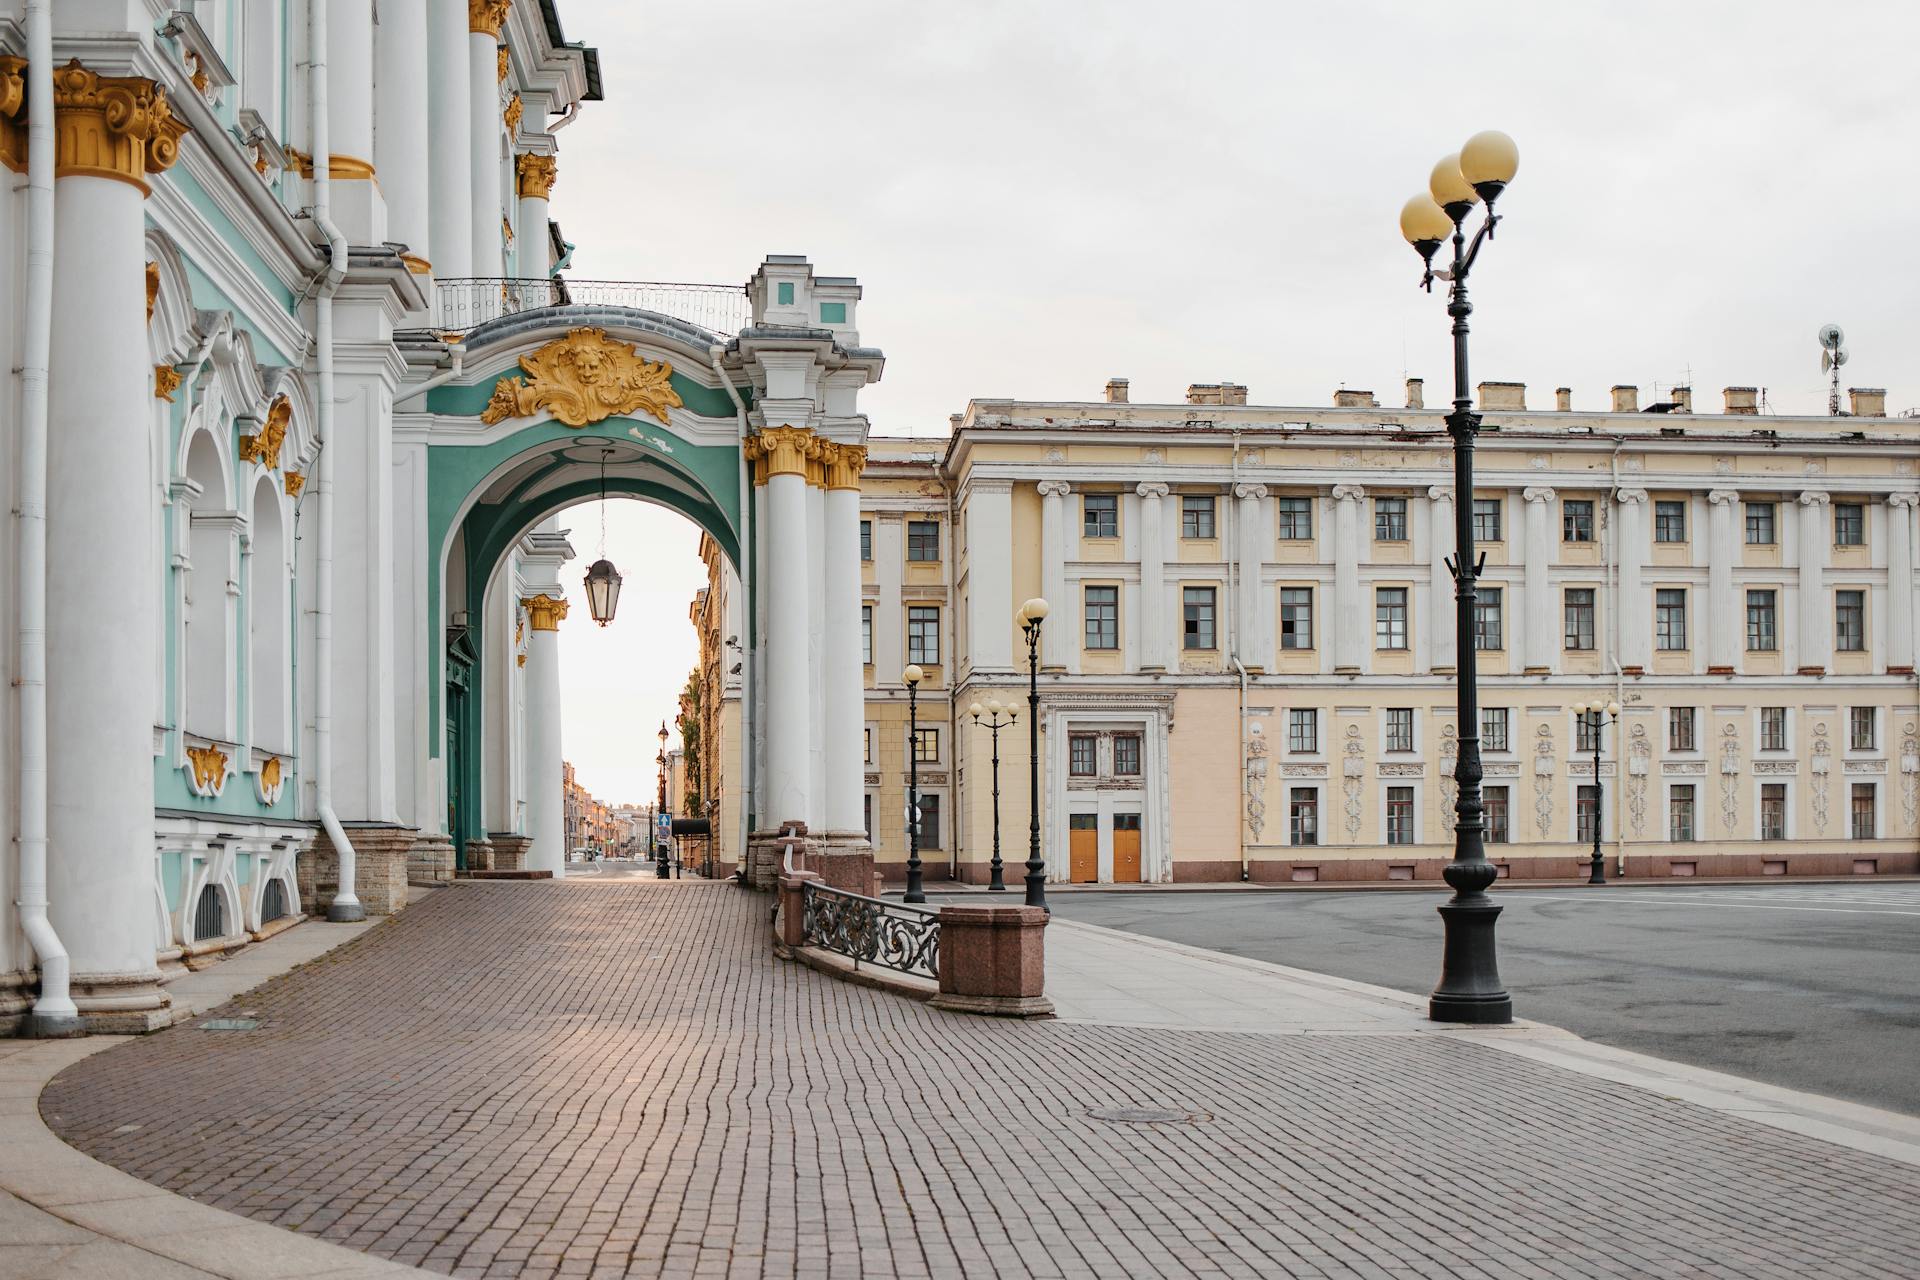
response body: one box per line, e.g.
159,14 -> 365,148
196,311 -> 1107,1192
1017,597 -> 1050,911
655,721 -> 670,880
1399,130 -> 1521,1025
1572,699 -> 1620,886
968,698 -> 1018,891
902,664 -> 926,903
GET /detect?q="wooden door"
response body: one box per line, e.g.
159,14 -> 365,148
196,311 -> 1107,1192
1069,814 -> 1099,882
1112,813 -> 1143,883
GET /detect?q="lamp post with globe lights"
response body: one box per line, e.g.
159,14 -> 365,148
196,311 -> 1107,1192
1398,130 -> 1521,1025
655,721 -> 670,879
968,698 -> 1018,891
902,664 -> 927,903
1571,699 -> 1621,886
1016,598 -> 1050,910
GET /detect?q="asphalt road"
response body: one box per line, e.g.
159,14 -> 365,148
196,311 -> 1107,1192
1045,882 -> 1920,1116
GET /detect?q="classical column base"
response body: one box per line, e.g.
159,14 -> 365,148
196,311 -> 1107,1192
68,970 -> 175,1034
299,825 -> 416,916
814,832 -> 880,897
0,972 -> 87,1037
409,832 -> 457,886
489,834 -> 532,871
463,838 -> 495,872
747,824 -> 816,891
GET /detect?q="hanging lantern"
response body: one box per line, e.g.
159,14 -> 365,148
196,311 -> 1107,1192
583,558 -> 622,626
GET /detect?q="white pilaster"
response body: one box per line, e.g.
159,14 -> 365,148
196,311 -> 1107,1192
968,481 -> 1015,673
1889,494 -> 1918,671
1135,483 -> 1168,671
427,0 -> 474,279
765,470 -> 812,825
1707,489 -> 1740,671
1522,487 -> 1556,672
1331,485 -> 1365,673
469,21 -> 505,278
375,0 -> 432,274
1616,487 -> 1650,670
1798,490 -> 1830,671
1427,486 -> 1456,671
1037,481 -> 1070,668
1234,484 -> 1268,670
823,481 -> 866,836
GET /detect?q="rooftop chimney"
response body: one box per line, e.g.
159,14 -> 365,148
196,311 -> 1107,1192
1723,386 -> 1758,415
1671,386 -> 1692,413
1186,383 -> 1222,405
1555,387 -> 1572,412
1610,384 -> 1639,413
1220,382 -> 1248,406
1848,387 -> 1886,417
1332,388 -> 1378,409
949,413 -> 964,432
1478,381 -> 1525,411
1405,378 -> 1424,410
1105,378 -> 1129,404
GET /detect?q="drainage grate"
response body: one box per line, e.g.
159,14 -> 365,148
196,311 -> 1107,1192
199,1018 -> 260,1032
1086,1106 -> 1210,1126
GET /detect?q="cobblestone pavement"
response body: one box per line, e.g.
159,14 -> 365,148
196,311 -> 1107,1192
41,881 -> 1920,1279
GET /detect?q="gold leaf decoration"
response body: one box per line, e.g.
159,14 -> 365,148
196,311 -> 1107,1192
185,744 -> 229,796
238,395 -> 292,470
503,92 -> 523,133
284,471 -> 304,497
480,328 -> 683,428
154,365 -> 182,401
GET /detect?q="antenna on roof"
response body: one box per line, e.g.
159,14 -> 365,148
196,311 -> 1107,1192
1818,324 -> 1847,416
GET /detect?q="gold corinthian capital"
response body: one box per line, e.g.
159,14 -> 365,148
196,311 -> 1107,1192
744,427 -> 819,484
49,60 -> 189,195
822,442 -> 868,490
521,594 -> 569,631
470,0 -> 512,37
516,152 -> 557,200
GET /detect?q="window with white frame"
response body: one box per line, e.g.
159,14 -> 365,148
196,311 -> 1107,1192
1834,502 -> 1865,547
1082,493 -> 1118,538
1277,497 -> 1313,540
1290,788 -> 1319,846
1183,587 -> 1216,650
1374,497 -> 1408,541
1654,500 -> 1686,543
1745,501 -> 1776,545
1575,784 -> 1600,843
1481,707 -> 1509,752
1760,783 -> 1787,840
1563,499 -> 1594,543
1473,588 -> 1503,651
1760,706 -> 1787,752
1471,497 -> 1502,543
907,520 -> 940,561
1850,706 -> 1876,751
1375,588 -> 1409,650
1385,708 -> 1414,753
1083,585 -> 1119,650
861,605 -> 873,664
1655,588 -> 1687,650
1836,589 -> 1866,652
1288,708 -> 1318,754
1280,587 -> 1314,649
1385,787 -> 1416,845
1484,786 -> 1510,843
1564,588 -> 1596,651
1669,707 -> 1696,752
1670,785 -> 1695,841
1181,495 -> 1215,539
1851,783 -> 1876,840
907,605 -> 940,664
1068,733 -> 1097,777
1113,732 -> 1142,776
1746,590 -> 1777,650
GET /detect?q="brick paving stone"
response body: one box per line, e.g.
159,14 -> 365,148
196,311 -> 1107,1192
36,879 -> 1920,1279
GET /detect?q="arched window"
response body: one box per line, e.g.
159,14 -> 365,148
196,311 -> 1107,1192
249,474 -> 289,751
183,430 -> 234,741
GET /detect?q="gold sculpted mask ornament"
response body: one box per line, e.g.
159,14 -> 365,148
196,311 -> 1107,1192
239,396 -> 292,470
185,744 -> 229,796
480,328 -> 683,428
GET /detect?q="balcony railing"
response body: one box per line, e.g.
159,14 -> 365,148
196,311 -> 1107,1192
434,277 -> 751,338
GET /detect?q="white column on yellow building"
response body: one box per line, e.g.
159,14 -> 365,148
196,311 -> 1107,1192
1135,482 -> 1168,671
1521,486 -> 1556,673
969,479 -> 1015,672
1797,490 -> 1830,673
1889,494 -> 1918,672
468,0 -> 510,278
1234,484 -> 1268,669
759,429 -> 814,825
1615,487 -> 1650,670
1707,488 -> 1740,671
514,152 -> 555,278
46,63 -> 186,1026
822,445 -> 868,841
1037,481 -> 1070,668
520,588 -> 567,877
376,0 -> 432,275
1330,485 -> 1365,673
427,0 -> 474,280
1427,485 -> 1455,671
804,455 -> 827,831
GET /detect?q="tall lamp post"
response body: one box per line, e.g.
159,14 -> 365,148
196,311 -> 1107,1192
1571,700 -> 1620,886
1399,129 -> 1521,1025
902,664 -> 926,903
655,720 -> 670,880
969,698 -> 1017,891
1016,597 -> 1050,911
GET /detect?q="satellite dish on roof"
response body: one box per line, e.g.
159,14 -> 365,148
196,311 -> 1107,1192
1819,323 -> 1845,350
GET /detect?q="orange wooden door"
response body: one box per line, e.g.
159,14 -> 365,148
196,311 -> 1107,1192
1069,814 -> 1099,882
1112,814 -> 1143,882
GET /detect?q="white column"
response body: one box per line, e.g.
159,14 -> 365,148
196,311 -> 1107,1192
1427,486 -> 1456,671
1889,494 -> 1918,672
1522,487 -> 1556,672
764,465 -> 812,825
521,593 -> 566,877
1135,483 -> 1168,670
514,153 -> 555,278
45,71 -> 170,1019
1798,490 -> 1830,672
1235,483 -> 1268,670
805,474 -> 827,831
376,0 -> 432,274
469,9 -> 506,278
1616,487 -> 1650,670
1331,485 -> 1366,673
823,459 -> 866,838
1037,481 -> 1070,667
969,481 -> 1015,673
1707,489 -> 1740,671
324,0 -> 383,244
427,0 -> 473,280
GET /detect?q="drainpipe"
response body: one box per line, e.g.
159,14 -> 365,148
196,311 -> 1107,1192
710,345 -> 752,873
1608,435 -> 1628,876
310,0 -> 363,921
16,0 -> 79,1034
1228,427 -> 1250,881
392,344 -> 466,408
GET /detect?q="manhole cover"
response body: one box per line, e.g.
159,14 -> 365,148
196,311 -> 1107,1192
1086,1106 -> 1210,1126
199,1018 -> 260,1031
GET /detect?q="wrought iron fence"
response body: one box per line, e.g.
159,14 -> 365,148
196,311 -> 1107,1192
800,881 -> 940,981
434,277 -> 751,337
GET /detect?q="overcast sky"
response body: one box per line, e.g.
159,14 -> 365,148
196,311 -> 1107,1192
557,0 -> 1919,799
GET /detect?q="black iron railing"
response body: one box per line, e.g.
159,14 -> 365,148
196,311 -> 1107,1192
800,881 -> 940,980
433,277 -> 750,337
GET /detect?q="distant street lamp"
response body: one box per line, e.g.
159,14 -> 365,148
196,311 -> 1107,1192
1017,597 -> 1050,911
968,698 -> 1017,892
1399,129 -> 1520,1025
902,664 -> 926,904
1571,699 -> 1621,886
655,721 -> 670,880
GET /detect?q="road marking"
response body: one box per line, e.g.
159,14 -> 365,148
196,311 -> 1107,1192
1521,893 -> 1920,918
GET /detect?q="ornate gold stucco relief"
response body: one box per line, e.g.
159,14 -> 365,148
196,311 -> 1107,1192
185,744 -> 230,798
239,396 -> 291,470
521,594 -> 569,631
480,328 -> 683,427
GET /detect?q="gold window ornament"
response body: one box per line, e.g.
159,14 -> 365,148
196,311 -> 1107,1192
239,396 -> 292,470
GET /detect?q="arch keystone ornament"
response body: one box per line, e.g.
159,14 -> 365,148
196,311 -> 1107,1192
239,396 -> 291,470
521,593 -> 569,631
480,328 -> 683,427
184,744 -> 231,798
